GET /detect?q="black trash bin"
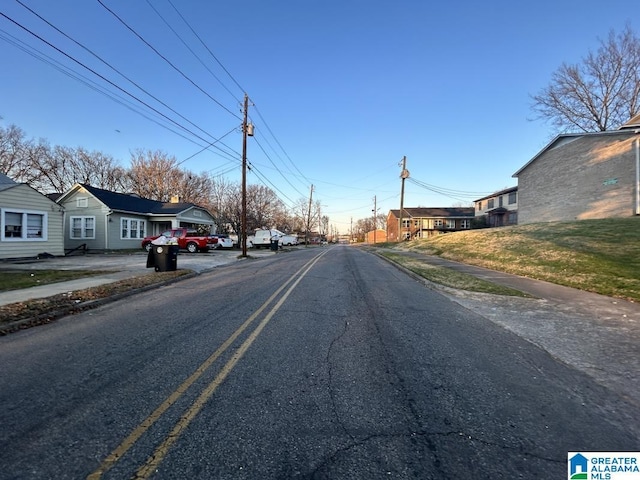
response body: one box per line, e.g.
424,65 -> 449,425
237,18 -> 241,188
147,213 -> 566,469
270,239 -> 279,251
147,244 -> 179,271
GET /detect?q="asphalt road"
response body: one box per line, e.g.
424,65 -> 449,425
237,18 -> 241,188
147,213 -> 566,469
0,246 -> 638,479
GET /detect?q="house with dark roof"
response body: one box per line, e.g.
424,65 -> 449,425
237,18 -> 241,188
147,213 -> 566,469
0,172 -> 65,259
386,207 -> 475,241
55,184 -> 216,251
474,186 -> 518,227
513,114 -> 640,224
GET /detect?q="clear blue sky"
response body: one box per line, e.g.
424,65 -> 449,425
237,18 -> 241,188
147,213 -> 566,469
0,0 -> 636,234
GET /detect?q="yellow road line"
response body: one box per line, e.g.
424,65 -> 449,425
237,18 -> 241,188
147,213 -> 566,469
134,250 -> 326,478
87,249 -> 328,480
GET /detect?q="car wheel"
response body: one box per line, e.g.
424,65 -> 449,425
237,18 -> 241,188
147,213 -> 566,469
186,242 -> 198,253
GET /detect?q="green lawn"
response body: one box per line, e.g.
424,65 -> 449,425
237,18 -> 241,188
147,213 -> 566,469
387,218 -> 640,302
0,270 -> 109,292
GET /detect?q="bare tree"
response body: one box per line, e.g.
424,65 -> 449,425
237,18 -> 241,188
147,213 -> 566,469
127,149 -> 182,201
126,149 -> 213,205
246,184 -> 283,231
531,25 -> 640,133
291,197 -> 310,232
0,124 -> 28,180
207,176 -> 241,233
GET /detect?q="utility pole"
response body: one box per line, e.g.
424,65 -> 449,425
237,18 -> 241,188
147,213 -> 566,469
305,184 -> 314,246
399,156 -> 409,242
241,93 -> 252,257
350,217 -> 353,243
372,195 -> 377,244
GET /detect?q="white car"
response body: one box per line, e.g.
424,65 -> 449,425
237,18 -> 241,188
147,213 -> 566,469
210,235 -> 234,249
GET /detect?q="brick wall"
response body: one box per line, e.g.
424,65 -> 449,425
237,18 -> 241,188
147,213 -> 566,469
517,134 -> 639,224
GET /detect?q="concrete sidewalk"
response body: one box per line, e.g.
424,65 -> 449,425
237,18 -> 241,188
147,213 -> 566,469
377,249 -> 640,409
0,249 -> 269,307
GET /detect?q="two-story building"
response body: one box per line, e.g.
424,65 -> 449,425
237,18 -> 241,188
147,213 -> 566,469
474,186 -> 518,227
386,207 -> 475,241
513,113 -> 640,224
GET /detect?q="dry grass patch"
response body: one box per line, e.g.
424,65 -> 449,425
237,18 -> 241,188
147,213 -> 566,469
393,218 -> 640,302
0,270 -> 191,333
380,252 -> 529,297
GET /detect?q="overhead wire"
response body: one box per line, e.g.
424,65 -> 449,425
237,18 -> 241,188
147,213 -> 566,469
0,10 -> 243,161
4,1 -> 351,220
408,177 -> 493,201
13,0 -> 240,162
145,0 -> 241,105
96,0 -> 241,121
252,104 -> 313,186
121,0 -> 317,208
246,162 -> 296,207
166,0 -> 245,94
176,127 -> 237,167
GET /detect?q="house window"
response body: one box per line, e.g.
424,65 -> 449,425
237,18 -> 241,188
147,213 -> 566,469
488,199 -> 495,209
460,219 -> 471,229
477,201 -> 483,211
402,219 -> 411,228
446,219 -> 455,229
121,218 -> 146,239
508,192 -> 517,204
434,219 -> 444,228
76,197 -> 88,208
499,196 -> 503,207
70,216 -> 95,239
2,209 -> 47,241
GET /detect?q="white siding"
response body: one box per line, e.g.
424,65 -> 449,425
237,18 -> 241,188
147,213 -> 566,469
0,184 -> 64,259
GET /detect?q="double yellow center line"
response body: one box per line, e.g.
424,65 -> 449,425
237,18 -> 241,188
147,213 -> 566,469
88,249 -> 329,479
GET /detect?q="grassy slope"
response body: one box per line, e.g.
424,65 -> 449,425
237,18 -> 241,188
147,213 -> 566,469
395,218 -> 640,302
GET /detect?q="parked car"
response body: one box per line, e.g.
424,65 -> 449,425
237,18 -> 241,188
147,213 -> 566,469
209,235 -> 234,249
249,229 -> 299,248
141,228 -> 215,253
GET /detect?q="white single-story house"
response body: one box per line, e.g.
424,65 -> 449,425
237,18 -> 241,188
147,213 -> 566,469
55,184 -> 216,251
0,173 -> 65,259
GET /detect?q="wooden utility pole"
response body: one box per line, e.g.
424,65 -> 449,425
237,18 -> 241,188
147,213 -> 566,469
372,195 -> 377,244
399,156 -> 409,242
241,93 -> 249,257
305,184 -> 314,246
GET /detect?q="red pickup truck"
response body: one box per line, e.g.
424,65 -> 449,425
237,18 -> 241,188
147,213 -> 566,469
141,228 -> 215,253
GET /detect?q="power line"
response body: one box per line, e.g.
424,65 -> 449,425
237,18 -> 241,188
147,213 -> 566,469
247,162 -> 296,207
176,127 -> 239,167
14,0 -> 239,161
0,11 -> 230,150
252,103 -> 312,186
252,136 -> 307,198
0,28 -> 207,150
0,9 -> 243,165
407,177 -> 490,203
96,0 -> 241,120
166,0 -> 246,95
145,0 -> 241,105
